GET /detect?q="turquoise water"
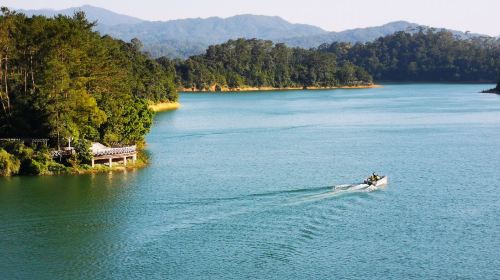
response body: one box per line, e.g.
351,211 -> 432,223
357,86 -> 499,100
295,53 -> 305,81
1,84 -> 499,279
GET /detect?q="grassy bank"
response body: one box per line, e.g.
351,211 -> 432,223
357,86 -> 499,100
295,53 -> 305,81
149,102 -> 181,112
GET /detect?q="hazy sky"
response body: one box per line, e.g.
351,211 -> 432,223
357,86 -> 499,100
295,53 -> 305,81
5,0 -> 500,35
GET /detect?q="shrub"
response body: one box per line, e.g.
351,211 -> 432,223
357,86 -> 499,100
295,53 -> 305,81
4,144 -> 52,175
78,164 -> 92,171
20,158 -> 46,175
74,139 -> 92,164
2,142 -> 33,159
48,162 -> 69,174
0,149 -> 21,176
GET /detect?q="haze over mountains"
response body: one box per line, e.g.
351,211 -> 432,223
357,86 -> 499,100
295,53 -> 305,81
18,5 -> 144,26
17,5 -> 494,58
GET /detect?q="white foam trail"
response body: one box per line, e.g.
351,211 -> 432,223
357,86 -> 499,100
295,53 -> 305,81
142,184 -> 381,241
285,184 -> 378,206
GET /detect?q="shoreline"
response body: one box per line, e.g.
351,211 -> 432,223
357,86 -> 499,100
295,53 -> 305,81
481,85 -> 500,94
149,102 -> 181,112
180,84 -> 380,93
71,150 -> 149,175
0,147 -> 149,177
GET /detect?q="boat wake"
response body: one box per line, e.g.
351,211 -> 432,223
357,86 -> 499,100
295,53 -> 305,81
285,183 -> 380,205
138,182 -> 384,244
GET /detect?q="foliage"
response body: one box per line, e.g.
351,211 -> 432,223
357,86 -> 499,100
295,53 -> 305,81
0,148 -> 20,176
47,161 -> 69,174
174,39 -> 372,90
496,74 -> 500,90
74,139 -> 92,164
0,142 -> 51,175
0,8 -> 178,147
318,30 -> 500,82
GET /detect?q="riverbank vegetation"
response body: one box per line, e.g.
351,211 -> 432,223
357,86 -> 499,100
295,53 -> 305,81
0,8 -> 177,175
0,141 -> 148,176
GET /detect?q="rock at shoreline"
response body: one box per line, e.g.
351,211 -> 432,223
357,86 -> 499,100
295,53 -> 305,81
482,86 -> 500,94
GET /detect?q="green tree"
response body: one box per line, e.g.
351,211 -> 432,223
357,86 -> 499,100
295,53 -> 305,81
0,148 -> 20,176
74,139 -> 92,164
319,30 -> 499,82
174,38 -> 373,90
0,8 -> 177,147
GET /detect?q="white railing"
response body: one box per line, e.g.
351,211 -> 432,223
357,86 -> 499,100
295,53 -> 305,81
92,145 -> 136,157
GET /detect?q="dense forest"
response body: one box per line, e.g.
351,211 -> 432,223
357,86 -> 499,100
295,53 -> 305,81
174,39 -> 373,91
318,30 -> 500,82
0,8 -> 177,142
0,8 -> 177,175
169,30 -> 499,91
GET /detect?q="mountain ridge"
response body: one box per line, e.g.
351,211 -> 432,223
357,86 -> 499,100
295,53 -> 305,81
16,5 -> 144,26
96,13 -> 327,43
15,5 -> 496,58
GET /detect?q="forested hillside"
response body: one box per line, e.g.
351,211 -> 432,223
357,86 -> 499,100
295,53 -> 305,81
0,8 -> 177,145
319,30 -> 500,82
1,9 -> 498,176
174,39 -> 373,91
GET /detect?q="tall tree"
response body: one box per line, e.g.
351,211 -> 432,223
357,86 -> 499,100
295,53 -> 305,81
0,8 -> 178,146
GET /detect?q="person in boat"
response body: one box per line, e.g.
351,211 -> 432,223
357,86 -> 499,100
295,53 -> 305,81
366,172 -> 380,184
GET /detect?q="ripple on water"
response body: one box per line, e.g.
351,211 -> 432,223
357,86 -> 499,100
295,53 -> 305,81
2,84 -> 499,279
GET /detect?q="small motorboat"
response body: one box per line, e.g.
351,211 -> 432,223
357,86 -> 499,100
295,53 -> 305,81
334,175 -> 387,191
364,175 -> 388,188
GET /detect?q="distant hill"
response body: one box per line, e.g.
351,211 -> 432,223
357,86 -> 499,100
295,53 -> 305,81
98,14 -> 327,43
280,21 -> 420,48
17,6 -> 493,58
17,5 -> 144,26
95,14 -> 328,57
280,21 -> 489,49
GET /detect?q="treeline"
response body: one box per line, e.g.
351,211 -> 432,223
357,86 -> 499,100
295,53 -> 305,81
173,39 -> 373,91
318,30 -> 500,82
0,8 -> 178,147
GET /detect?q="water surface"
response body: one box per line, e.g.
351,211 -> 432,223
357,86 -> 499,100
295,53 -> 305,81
1,84 -> 499,279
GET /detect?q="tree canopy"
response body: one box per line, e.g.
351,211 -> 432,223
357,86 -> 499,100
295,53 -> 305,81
0,8 -> 178,146
318,30 -> 500,82
174,38 -> 373,91
2,10 -> 498,149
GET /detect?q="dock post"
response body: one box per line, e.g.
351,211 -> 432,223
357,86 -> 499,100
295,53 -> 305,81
91,159 -> 94,168
108,158 -> 112,167
123,156 -> 127,166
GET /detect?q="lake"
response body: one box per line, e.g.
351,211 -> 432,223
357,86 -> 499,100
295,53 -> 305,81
1,84 -> 499,279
